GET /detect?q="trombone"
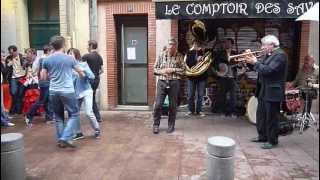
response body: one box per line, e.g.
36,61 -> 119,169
229,50 -> 265,63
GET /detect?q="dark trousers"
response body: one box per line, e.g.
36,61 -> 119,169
10,77 -> 25,114
90,78 -> 101,121
301,91 -> 315,114
153,80 -> 180,127
256,99 -> 280,145
213,77 -> 236,115
187,79 -> 206,113
27,86 -> 53,122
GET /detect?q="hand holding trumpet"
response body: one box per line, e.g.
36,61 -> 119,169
243,49 -> 258,65
230,49 -> 263,65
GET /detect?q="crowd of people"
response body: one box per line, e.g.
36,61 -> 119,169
1,36 -> 103,148
1,32 -> 318,150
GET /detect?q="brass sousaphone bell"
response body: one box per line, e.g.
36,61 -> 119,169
191,20 -> 208,43
185,20 -> 213,77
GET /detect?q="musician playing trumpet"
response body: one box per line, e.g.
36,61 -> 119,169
244,35 -> 288,149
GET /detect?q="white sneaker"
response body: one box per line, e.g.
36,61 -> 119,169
185,112 -> 194,116
198,112 -> 206,117
7,122 -> 15,127
25,117 -> 32,127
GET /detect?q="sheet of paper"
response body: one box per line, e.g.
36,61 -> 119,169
36,50 -> 44,57
127,47 -> 136,60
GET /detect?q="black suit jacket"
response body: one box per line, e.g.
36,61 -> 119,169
254,48 -> 288,102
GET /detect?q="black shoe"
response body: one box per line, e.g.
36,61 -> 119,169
167,126 -> 175,133
250,137 -> 267,143
73,133 -> 84,140
58,140 -> 76,148
57,142 -> 66,148
94,130 -> 101,139
97,119 -> 102,123
153,126 -> 159,134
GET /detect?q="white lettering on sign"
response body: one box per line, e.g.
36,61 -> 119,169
255,3 -> 281,14
239,3 -> 248,15
165,4 -> 180,16
160,1 -> 315,18
287,2 -> 314,15
212,3 -> 220,15
185,3 -> 248,16
202,4 -> 211,14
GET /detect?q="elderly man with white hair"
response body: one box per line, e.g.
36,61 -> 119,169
245,35 -> 288,149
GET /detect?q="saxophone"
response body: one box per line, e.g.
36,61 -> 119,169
184,20 -> 214,77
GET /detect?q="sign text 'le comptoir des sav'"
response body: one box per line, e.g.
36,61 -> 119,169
155,0 -> 318,19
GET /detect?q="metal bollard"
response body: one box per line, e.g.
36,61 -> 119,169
207,136 -> 236,180
1,133 -> 26,180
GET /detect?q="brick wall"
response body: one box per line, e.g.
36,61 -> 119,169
104,1 -> 156,109
171,19 -> 179,40
299,21 -> 310,68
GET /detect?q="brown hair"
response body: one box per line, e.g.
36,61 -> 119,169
25,48 -> 36,55
88,40 -> 98,49
50,35 -> 65,50
67,48 -> 81,60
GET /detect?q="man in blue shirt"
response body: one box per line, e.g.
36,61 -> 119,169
41,36 -> 84,148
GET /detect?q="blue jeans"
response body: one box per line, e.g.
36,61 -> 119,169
10,77 -> 25,114
27,86 -> 53,123
1,104 -> 10,126
187,79 -> 206,113
74,92 -> 100,134
49,91 -> 80,142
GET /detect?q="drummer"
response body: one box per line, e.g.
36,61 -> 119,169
288,55 -> 319,113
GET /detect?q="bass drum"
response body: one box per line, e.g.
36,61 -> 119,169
246,96 -> 258,124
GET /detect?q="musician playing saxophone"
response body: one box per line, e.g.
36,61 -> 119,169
185,40 -> 208,116
244,35 -> 288,149
153,38 -> 185,134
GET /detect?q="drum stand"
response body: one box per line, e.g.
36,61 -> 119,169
202,88 -> 212,107
297,92 -> 318,134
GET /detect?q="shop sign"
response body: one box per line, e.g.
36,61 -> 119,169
155,0 -> 318,19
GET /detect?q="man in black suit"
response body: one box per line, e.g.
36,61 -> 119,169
245,35 -> 288,149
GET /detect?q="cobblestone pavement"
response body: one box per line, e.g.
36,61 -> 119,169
1,111 -> 319,180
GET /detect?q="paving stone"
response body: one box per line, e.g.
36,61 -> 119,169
1,111 -> 318,180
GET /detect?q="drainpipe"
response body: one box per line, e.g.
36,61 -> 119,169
65,0 -> 72,49
89,0 -> 98,40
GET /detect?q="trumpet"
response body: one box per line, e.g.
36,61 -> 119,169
229,50 -> 265,62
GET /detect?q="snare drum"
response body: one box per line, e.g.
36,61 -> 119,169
246,96 -> 258,124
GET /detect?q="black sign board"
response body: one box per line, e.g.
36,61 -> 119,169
155,0 -> 318,19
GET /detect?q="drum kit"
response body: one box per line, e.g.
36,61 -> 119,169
246,84 -> 319,135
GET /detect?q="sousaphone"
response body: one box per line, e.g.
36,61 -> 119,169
185,20 -> 213,77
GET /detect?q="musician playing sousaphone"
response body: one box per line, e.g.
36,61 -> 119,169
184,20 -> 214,116
185,40 -> 208,117
243,35 -> 288,149
288,55 -> 319,114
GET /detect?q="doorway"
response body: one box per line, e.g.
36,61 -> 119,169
116,16 -> 148,105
